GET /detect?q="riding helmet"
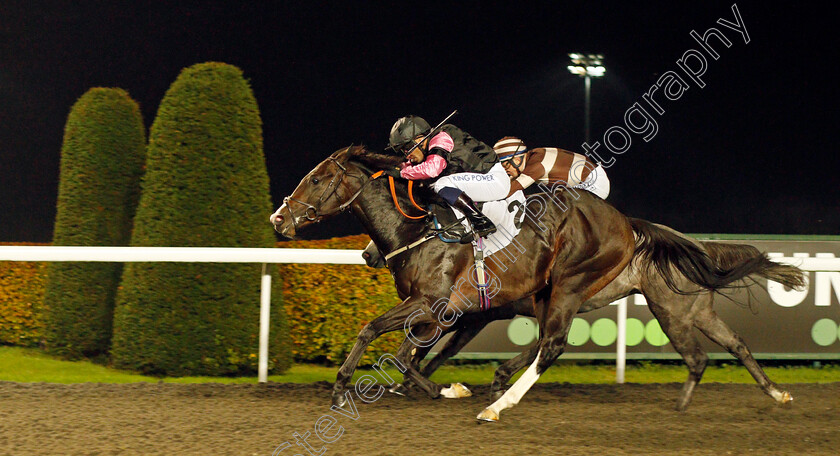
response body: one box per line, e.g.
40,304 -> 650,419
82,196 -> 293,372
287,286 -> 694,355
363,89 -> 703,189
493,136 -> 528,161
389,115 -> 431,150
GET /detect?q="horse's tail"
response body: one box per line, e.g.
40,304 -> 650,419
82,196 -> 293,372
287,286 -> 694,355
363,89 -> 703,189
628,217 -> 804,294
701,241 -> 807,290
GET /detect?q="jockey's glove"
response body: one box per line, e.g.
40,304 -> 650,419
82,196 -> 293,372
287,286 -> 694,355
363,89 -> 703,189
383,167 -> 402,178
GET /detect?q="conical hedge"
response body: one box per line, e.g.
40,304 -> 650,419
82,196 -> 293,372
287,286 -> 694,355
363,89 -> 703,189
44,88 -> 146,358
111,62 -> 290,376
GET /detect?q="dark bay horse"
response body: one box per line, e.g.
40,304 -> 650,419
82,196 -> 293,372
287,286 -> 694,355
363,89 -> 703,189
365,224 -> 805,411
271,146 -> 777,421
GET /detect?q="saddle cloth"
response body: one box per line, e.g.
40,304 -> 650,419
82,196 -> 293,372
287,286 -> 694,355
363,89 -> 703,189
449,190 -> 526,258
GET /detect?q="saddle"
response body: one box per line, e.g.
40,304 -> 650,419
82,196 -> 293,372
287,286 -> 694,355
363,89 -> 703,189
407,183 -> 474,242
423,188 -> 525,254
368,185 -> 526,311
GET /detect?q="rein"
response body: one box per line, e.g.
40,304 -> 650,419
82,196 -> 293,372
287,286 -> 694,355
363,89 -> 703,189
383,232 -> 437,261
383,178 -> 470,261
282,149 -> 441,261
407,181 -> 426,212
388,177 -> 427,220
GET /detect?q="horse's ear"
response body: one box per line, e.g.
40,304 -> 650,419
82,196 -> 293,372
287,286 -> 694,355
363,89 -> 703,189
331,144 -> 355,160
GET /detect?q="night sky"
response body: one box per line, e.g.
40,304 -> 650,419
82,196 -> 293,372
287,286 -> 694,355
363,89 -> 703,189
2,2 -> 837,242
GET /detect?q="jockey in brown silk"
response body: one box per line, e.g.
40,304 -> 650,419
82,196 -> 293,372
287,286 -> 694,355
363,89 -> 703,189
493,136 -> 611,200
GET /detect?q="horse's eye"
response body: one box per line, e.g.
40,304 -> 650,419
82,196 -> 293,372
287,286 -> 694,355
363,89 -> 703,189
312,177 -> 320,184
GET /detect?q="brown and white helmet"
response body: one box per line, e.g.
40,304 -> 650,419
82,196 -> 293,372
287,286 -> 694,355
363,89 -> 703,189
493,137 -> 527,161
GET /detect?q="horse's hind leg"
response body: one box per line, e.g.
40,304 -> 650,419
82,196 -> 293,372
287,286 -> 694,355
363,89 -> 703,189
693,300 -> 792,405
394,322 -> 479,396
393,322 -> 474,399
420,320 -> 488,379
389,331 -> 435,395
644,293 -> 709,411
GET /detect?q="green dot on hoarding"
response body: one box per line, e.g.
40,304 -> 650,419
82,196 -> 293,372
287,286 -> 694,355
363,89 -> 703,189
645,319 -> 669,346
567,318 -> 590,346
507,317 -> 536,346
591,318 -> 617,346
626,318 -> 645,346
811,319 -> 838,347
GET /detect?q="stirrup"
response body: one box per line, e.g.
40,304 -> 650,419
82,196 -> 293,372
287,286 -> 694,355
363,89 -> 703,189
471,218 -> 497,239
458,231 -> 475,244
460,219 -> 495,243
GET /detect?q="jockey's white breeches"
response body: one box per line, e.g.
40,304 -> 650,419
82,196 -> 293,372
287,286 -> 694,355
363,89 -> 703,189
573,164 -> 610,200
432,163 -> 511,202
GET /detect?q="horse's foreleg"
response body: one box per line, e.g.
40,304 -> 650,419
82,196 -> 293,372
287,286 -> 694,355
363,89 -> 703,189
477,290 -> 579,422
489,294 -> 548,399
490,344 -> 540,400
693,302 -> 792,405
331,296 -> 434,407
477,235 -> 633,422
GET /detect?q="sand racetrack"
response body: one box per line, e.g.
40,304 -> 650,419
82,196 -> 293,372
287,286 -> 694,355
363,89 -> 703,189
1,381 -> 838,455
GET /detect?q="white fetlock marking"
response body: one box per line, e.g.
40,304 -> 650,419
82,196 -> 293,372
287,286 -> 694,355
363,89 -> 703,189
768,389 -> 793,404
388,385 -> 406,396
441,383 -> 472,398
479,349 -> 542,418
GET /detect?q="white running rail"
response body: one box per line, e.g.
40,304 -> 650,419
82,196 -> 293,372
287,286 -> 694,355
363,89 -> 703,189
1,246 -> 838,383
0,246 -> 365,382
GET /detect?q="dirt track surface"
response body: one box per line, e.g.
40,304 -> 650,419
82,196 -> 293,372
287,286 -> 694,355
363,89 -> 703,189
1,381 -> 838,455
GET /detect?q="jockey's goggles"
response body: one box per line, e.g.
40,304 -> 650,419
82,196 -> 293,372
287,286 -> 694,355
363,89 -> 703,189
499,150 -> 528,162
398,136 -> 427,156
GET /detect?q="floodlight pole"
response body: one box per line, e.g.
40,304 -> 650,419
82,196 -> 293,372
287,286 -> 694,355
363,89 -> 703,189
568,53 -> 604,146
584,74 -> 592,144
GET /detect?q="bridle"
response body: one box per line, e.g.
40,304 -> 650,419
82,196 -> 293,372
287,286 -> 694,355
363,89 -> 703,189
278,149 -> 458,262
281,154 -> 384,230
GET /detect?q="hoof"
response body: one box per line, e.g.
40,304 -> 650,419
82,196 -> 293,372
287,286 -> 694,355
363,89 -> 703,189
388,383 -> 408,397
476,408 -> 499,422
331,392 -> 347,408
780,391 -> 794,405
441,383 -> 472,399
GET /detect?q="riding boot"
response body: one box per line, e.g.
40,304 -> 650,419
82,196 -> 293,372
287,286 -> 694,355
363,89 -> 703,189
452,193 -> 496,242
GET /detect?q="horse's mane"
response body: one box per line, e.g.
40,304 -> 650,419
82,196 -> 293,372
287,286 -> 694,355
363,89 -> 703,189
342,145 -> 404,171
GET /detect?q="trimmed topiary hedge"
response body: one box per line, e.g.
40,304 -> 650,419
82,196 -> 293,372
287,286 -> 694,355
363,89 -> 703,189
277,235 -> 403,366
43,88 -> 146,358
0,243 -> 48,347
111,62 -> 291,376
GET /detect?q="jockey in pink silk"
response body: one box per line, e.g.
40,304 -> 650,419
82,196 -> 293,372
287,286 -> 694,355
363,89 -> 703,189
388,116 -> 509,241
